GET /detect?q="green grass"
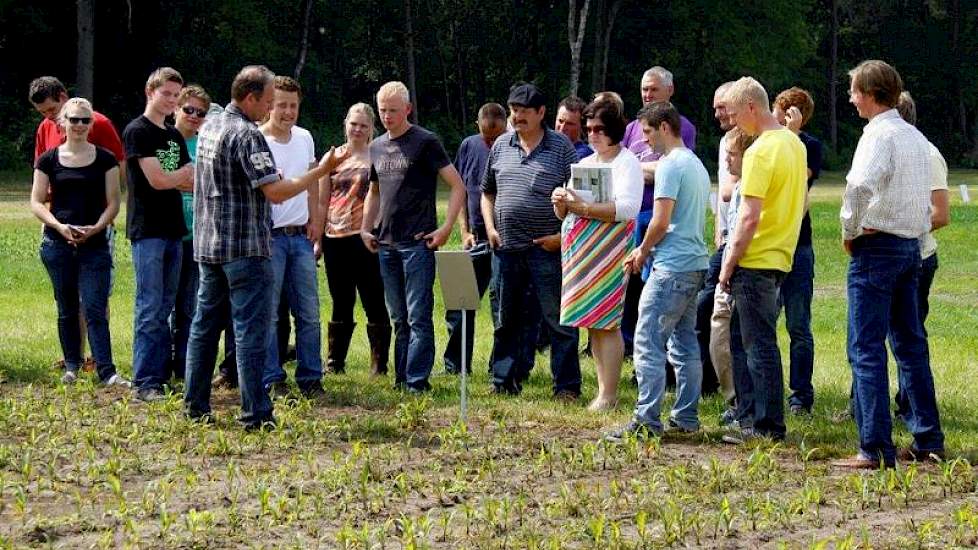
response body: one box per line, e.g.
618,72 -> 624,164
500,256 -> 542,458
1,169 -> 977,548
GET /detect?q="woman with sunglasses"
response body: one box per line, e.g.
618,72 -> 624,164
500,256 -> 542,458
551,96 -> 642,411
167,84 -> 212,381
30,98 -> 129,387
316,103 -> 391,376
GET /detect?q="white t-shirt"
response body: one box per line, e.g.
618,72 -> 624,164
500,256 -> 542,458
265,126 -> 316,228
578,147 -> 644,222
716,134 -> 732,234
920,142 -> 948,259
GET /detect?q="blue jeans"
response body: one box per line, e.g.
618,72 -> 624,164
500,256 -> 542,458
492,247 -> 580,394
184,257 -> 275,428
444,241 -> 494,373
894,252 -> 939,417
378,241 -> 436,389
131,237 -> 182,390
730,268 -> 786,438
40,237 -> 116,381
169,240 -> 198,380
263,232 -> 323,388
634,270 -> 706,431
779,244 -> 815,409
848,234 -> 943,462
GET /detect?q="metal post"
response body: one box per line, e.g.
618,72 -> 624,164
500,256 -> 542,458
460,311 -> 468,422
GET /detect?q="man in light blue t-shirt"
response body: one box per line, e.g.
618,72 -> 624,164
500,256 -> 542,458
607,101 -> 709,440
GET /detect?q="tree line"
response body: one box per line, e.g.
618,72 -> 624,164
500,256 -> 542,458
1,0 -> 976,172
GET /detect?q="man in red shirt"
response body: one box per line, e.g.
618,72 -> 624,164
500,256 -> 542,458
29,76 -> 126,371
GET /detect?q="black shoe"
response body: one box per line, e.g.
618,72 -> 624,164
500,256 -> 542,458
242,418 -> 277,432
492,381 -> 521,396
135,387 -> 166,403
406,380 -> 432,394
298,383 -> 326,399
789,403 -> 812,416
553,389 -> 581,403
266,381 -> 290,400
604,418 -> 660,443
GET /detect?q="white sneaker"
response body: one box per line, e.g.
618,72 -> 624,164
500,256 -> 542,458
104,374 -> 133,389
61,370 -> 78,385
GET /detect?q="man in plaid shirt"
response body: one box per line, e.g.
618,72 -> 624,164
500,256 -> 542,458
183,65 -> 346,429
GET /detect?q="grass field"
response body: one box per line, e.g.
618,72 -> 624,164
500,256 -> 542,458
0,169 -> 977,548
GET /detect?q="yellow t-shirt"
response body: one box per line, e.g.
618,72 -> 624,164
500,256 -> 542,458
739,128 -> 808,272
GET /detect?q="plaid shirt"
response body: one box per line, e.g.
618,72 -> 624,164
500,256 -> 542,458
193,103 -> 280,264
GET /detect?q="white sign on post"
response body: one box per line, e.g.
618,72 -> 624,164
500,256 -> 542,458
435,250 -> 481,423
960,184 -> 971,204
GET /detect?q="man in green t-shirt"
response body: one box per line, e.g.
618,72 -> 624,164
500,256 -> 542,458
717,76 -> 807,444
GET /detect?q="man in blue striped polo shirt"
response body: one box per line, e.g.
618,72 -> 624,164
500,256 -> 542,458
481,83 -> 581,400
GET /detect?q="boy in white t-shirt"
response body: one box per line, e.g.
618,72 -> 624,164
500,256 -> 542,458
258,76 -> 324,398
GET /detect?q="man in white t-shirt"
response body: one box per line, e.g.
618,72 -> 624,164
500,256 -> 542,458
258,76 -> 324,398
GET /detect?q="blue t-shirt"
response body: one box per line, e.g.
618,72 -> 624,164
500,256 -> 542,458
796,131 -> 822,247
651,147 -> 709,272
573,141 -> 593,161
455,134 -> 491,231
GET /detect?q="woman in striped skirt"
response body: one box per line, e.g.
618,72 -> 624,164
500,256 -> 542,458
551,96 -> 643,411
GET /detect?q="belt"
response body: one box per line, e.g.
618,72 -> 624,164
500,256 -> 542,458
272,225 -> 305,236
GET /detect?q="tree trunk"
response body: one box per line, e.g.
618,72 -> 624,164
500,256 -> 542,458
566,0 -> 591,98
453,18 -> 468,127
293,0 -> 314,79
828,0 -> 839,151
589,0 -> 605,96
76,0 -> 95,100
405,0 -> 419,123
600,0 -> 624,91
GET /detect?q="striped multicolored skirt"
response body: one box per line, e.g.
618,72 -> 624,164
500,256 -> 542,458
560,215 -> 635,329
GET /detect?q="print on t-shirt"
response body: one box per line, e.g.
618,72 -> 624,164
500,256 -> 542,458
157,140 -> 184,172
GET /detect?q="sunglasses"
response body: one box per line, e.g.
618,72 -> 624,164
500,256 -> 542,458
67,117 -> 92,126
586,124 -> 606,135
181,105 -> 207,118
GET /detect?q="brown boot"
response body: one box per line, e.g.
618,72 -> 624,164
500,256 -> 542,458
366,323 -> 391,376
326,321 -> 355,374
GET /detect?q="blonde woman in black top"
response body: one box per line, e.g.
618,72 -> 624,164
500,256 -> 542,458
30,98 -> 129,387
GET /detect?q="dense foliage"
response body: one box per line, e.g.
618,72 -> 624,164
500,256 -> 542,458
1,0 -> 976,171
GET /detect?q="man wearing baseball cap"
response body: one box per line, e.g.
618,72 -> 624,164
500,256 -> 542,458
481,82 -> 581,400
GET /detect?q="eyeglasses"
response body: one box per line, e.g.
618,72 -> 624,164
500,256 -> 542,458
67,117 -> 92,125
181,105 -> 207,118
586,124 -> 606,135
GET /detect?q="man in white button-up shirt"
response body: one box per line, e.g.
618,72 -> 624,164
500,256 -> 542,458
834,60 -> 944,470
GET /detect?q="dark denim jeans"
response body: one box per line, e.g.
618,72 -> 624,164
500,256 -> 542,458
131,237 -> 182,391
40,237 -> 117,381
184,257 -> 275,428
848,234 -> 943,462
444,241 -> 494,373
695,244 -> 724,394
263,232 -> 323,388
729,268 -> 786,439
779,244 -> 815,409
894,252 -> 939,417
169,240 -> 198,380
378,241 -> 436,389
492,247 -> 580,394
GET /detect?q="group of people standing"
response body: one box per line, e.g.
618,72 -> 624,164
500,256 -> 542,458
27,58 -> 949,466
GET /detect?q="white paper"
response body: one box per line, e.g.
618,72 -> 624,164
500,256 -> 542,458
961,184 -> 971,204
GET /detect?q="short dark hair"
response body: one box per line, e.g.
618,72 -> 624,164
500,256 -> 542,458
636,101 -> 681,138
231,65 -> 275,102
273,75 -> 302,100
582,97 -> 627,144
477,102 -> 506,123
29,76 -> 67,105
558,96 -> 587,115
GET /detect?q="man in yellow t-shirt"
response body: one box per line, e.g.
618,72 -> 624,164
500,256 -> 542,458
717,76 -> 807,444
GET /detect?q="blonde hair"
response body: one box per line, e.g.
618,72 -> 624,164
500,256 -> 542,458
145,67 -> 183,92
376,81 -> 410,104
345,102 -> 377,138
724,76 -> 770,111
58,97 -> 93,125
896,91 -> 916,126
725,127 -> 757,154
